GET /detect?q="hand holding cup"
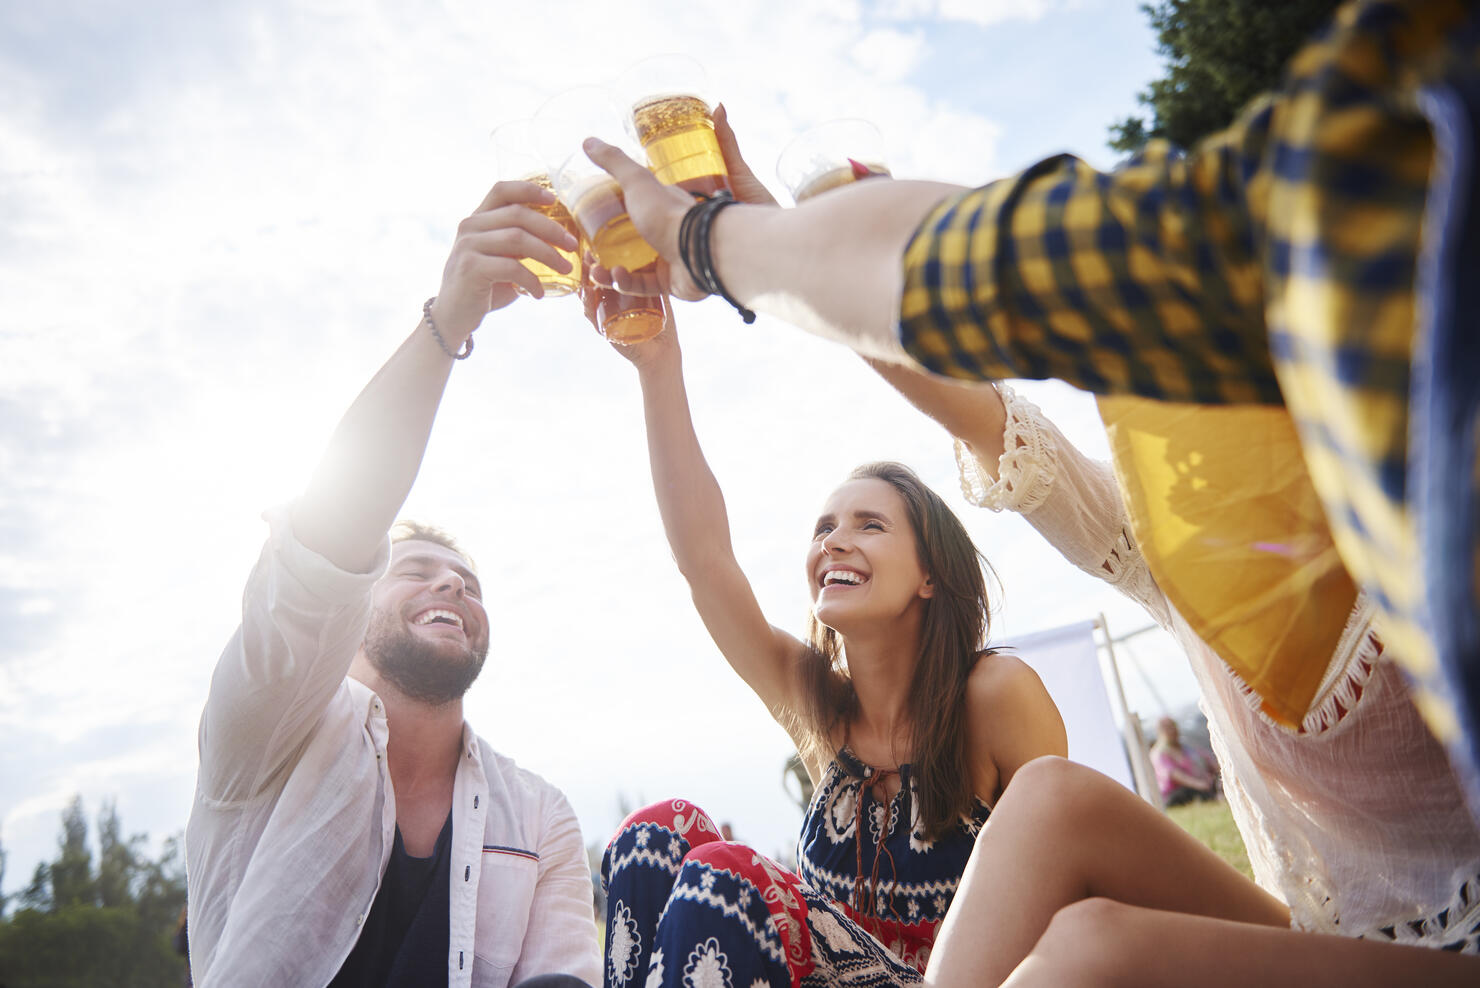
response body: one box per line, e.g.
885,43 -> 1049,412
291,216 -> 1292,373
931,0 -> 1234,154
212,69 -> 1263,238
433,180 -> 579,341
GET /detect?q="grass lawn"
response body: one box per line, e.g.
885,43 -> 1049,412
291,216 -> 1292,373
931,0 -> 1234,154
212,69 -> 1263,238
1165,797 -> 1254,881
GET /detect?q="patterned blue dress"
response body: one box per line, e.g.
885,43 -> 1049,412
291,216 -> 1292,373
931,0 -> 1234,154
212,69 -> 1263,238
601,750 -> 991,987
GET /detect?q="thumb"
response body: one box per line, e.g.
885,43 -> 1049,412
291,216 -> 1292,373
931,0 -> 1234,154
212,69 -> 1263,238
713,104 -> 779,207
584,137 -> 651,187
713,104 -> 752,177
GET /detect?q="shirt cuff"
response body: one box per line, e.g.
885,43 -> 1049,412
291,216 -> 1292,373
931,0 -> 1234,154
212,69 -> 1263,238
261,503 -> 391,604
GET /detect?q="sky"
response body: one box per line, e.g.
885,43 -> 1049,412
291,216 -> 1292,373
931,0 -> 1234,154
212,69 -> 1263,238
0,0 -> 1197,895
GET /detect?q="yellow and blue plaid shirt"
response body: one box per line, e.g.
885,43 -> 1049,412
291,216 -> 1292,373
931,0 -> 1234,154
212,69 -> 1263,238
899,0 -> 1480,803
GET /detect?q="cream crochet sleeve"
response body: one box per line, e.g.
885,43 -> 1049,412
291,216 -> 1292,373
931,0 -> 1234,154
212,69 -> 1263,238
954,384 -> 1171,627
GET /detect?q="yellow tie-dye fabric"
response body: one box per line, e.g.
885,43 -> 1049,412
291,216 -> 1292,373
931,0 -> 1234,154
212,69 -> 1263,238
898,0 -> 1474,742
1097,396 -> 1358,727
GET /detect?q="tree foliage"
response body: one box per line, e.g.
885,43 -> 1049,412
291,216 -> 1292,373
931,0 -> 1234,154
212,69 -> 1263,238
0,796 -> 188,988
1109,0 -> 1345,153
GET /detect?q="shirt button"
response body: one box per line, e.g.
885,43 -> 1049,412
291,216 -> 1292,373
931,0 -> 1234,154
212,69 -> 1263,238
356,912 -> 366,926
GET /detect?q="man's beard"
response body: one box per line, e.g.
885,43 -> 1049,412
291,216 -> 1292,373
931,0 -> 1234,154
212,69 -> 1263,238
361,608 -> 489,706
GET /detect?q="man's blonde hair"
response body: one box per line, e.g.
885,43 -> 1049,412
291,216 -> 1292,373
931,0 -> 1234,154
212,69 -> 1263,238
389,520 -> 478,574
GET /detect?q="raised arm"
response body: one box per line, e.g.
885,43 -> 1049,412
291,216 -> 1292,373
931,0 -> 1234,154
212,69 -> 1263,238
612,322 -> 809,725
293,182 -> 578,572
199,182 -> 577,802
584,135 -> 960,361
868,351 -> 1178,632
583,106 -> 1280,404
863,356 -> 1007,482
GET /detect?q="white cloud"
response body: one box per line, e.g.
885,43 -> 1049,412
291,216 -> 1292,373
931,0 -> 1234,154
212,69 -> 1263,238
850,27 -> 929,83
874,0 -> 1067,27
0,0 -> 1176,897
936,0 -> 1060,26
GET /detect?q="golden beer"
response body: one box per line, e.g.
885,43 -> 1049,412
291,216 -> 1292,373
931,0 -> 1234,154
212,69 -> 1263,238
631,94 -> 731,197
569,176 -> 659,272
792,160 -> 892,203
595,284 -> 665,345
518,173 -> 583,297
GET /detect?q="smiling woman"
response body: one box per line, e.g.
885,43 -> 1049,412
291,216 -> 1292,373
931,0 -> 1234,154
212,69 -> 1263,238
799,462 -> 1001,842
593,302 -> 1065,987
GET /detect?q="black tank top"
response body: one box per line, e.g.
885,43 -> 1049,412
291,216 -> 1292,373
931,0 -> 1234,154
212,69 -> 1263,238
330,811 -> 453,987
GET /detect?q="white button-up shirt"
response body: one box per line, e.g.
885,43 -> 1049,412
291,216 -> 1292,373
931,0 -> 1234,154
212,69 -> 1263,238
186,509 -> 601,987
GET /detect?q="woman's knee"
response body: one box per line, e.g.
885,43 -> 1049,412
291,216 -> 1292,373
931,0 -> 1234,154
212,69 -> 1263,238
997,756 -> 1137,825
603,797 -> 724,889
611,798 -> 723,845
1012,898 -> 1142,985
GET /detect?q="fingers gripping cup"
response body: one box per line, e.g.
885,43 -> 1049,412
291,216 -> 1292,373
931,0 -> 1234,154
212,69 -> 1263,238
534,86 -> 664,344
534,86 -> 659,273
775,118 -> 892,204
490,119 -> 583,298
618,54 -> 731,198
592,283 -> 667,345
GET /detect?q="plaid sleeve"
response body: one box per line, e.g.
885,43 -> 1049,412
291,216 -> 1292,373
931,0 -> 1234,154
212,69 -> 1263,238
898,114 -> 1282,405
900,0 -> 1480,813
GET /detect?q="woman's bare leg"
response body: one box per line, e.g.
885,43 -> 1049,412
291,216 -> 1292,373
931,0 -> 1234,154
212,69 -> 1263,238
1003,899 -> 1480,988
926,756 -> 1288,987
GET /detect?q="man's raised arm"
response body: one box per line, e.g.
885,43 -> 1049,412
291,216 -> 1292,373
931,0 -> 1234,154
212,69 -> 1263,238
292,181 -> 578,573
196,181 -> 576,804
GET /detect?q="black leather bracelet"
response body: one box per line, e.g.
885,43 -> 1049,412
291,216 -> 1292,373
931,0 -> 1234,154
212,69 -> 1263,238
677,192 -> 756,325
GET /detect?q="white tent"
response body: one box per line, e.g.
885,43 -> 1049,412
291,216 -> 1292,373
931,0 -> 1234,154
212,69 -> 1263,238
1008,616 -> 1160,803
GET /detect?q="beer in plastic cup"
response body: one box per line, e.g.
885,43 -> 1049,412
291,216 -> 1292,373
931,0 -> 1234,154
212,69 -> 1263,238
534,86 -> 659,272
490,119 -> 582,297
776,119 -> 891,204
620,55 -> 731,198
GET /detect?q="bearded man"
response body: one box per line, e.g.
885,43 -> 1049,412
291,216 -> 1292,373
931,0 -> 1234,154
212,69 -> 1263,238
185,181 -> 600,988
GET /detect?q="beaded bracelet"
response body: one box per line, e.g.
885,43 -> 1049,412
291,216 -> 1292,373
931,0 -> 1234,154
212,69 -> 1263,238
677,192 -> 756,325
422,296 -> 474,360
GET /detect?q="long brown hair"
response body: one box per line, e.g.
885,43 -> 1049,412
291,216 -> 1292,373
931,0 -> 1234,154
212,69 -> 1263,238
796,461 -> 998,839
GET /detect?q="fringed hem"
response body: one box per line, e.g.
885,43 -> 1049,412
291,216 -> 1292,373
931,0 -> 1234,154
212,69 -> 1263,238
1349,872 -> 1480,954
1222,596 -> 1384,737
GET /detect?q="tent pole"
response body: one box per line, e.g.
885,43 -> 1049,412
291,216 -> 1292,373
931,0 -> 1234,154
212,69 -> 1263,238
1096,613 -> 1163,807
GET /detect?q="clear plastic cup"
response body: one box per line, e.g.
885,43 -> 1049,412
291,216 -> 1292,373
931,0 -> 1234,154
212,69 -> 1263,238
775,118 -> 892,204
489,119 -> 582,298
617,54 -> 731,198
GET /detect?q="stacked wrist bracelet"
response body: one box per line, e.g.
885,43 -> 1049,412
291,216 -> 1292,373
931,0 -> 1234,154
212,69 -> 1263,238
422,296 -> 473,360
677,191 -> 756,324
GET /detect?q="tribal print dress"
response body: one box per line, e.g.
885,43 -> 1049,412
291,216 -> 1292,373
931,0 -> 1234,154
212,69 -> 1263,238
601,749 -> 991,988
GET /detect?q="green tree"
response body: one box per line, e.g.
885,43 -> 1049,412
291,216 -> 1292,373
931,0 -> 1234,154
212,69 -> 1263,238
49,796 -> 94,909
0,796 -> 188,988
96,799 -> 142,910
1109,0 -> 1344,153
18,862 -> 52,912
0,826 -> 8,919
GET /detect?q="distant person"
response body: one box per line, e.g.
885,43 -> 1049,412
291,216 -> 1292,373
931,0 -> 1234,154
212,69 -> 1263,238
1150,717 -> 1219,807
186,181 -> 600,987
